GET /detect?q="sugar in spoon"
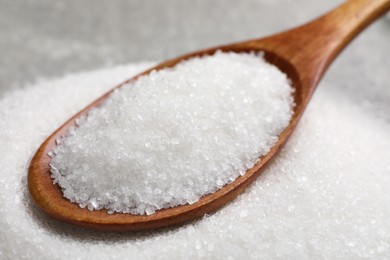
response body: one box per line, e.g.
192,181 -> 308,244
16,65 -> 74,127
28,0 -> 390,231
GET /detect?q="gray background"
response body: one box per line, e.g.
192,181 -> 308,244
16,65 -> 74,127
0,0 -> 344,92
0,0 -> 389,120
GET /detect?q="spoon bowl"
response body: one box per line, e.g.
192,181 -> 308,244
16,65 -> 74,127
28,0 -> 390,231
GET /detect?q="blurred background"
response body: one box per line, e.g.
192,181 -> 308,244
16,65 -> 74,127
0,0 -> 345,92
0,0 -> 389,122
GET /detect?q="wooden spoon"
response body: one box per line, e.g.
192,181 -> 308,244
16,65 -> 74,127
28,0 -> 390,231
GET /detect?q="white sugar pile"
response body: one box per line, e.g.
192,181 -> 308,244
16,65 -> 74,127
49,52 -> 294,215
0,61 -> 389,259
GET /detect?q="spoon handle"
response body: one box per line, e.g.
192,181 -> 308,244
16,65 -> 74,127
249,0 -> 390,99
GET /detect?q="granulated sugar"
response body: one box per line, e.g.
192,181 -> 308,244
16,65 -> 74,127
49,52 -> 294,215
0,61 -> 389,259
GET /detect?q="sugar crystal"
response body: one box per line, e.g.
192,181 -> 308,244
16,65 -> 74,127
49,51 -> 295,215
0,54 -> 389,258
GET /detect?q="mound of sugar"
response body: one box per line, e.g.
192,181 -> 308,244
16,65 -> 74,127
0,61 -> 389,259
49,52 -> 295,215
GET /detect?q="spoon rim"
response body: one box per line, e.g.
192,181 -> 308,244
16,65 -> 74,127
28,46 -> 304,231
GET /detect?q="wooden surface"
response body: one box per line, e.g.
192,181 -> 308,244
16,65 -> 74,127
28,0 -> 390,231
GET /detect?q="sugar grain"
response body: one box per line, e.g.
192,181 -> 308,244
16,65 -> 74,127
0,61 -> 389,259
49,52 -> 295,215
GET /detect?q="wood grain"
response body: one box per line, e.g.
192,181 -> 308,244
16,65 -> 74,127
28,0 -> 390,231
